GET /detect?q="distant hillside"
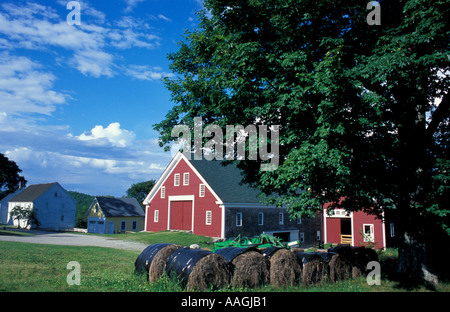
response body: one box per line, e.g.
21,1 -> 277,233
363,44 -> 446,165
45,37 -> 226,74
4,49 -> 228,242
68,191 -> 95,229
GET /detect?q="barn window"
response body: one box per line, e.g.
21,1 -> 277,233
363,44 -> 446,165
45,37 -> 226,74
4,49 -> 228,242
199,184 -> 205,197
236,212 -> 242,227
183,172 -> 189,185
297,216 -> 302,224
161,186 -> 165,198
279,212 -> 284,225
174,173 -> 180,186
154,210 -> 159,222
132,221 -> 137,230
299,232 -> 305,243
206,211 -> 212,225
258,212 -> 264,226
363,224 -> 374,242
121,221 -> 126,231
390,223 -> 395,237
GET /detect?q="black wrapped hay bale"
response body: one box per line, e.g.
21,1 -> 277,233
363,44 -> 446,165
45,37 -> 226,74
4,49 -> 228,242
134,243 -> 171,277
262,247 -> 301,288
294,252 -> 328,286
328,246 -> 379,278
215,247 -> 269,288
165,247 -> 231,291
148,244 -> 182,283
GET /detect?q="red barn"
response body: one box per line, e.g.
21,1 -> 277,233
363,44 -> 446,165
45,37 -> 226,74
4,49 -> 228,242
322,201 -> 388,249
143,152 -> 322,244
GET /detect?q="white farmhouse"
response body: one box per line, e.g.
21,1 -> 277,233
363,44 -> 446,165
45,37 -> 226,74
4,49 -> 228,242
7,182 -> 76,231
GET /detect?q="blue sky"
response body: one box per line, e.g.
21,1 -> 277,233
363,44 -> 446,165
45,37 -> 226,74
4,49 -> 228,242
0,0 -> 204,196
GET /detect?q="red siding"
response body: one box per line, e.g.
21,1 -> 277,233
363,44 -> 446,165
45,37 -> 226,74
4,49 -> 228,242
323,200 -> 385,249
352,210 -> 384,249
145,157 -> 222,237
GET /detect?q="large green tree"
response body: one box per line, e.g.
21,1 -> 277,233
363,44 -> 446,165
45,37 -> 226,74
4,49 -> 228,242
126,180 -> 156,207
155,0 -> 449,284
0,153 -> 26,193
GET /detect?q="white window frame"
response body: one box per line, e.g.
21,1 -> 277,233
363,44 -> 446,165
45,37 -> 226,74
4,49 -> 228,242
199,184 -> 205,197
160,186 -> 165,198
206,211 -> 212,225
236,212 -> 242,227
363,224 -> 374,242
174,173 -> 180,186
154,210 -> 159,222
279,212 -> 284,225
258,212 -> 264,226
183,172 -> 189,185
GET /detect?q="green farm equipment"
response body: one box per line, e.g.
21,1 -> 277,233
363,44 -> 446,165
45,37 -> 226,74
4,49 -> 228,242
211,233 -> 300,252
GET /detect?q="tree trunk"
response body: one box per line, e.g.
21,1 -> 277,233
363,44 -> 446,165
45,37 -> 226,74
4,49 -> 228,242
394,88 -> 439,285
396,216 -> 439,286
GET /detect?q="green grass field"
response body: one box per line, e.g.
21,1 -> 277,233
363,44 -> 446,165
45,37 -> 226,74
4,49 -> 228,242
0,231 -> 448,292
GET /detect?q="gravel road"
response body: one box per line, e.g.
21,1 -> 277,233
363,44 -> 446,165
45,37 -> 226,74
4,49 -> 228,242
0,229 -> 148,251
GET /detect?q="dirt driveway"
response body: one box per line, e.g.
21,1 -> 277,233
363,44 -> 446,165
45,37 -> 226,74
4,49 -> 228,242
0,229 -> 148,251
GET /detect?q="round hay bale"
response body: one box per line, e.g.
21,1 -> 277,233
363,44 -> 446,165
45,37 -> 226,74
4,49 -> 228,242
329,245 -> 363,278
327,252 -> 352,283
134,243 -> 171,278
187,253 -> 232,291
231,251 -> 269,288
263,248 -> 301,288
295,252 -> 328,286
165,248 -> 232,291
215,247 -> 269,288
148,244 -> 182,283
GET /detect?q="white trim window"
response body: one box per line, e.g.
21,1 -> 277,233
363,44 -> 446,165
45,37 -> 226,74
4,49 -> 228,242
199,184 -> 205,197
258,212 -> 264,226
363,224 -> 374,242
206,211 -> 212,225
174,173 -> 180,186
279,212 -> 284,225
236,212 -> 243,227
154,210 -> 159,222
183,172 -> 189,185
161,186 -> 165,198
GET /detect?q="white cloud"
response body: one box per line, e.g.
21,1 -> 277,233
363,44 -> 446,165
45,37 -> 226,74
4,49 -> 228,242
124,64 -> 173,81
76,122 -> 136,147
0,2 -> 162,78
0,52 -> 67,116
124,0 -> 146,13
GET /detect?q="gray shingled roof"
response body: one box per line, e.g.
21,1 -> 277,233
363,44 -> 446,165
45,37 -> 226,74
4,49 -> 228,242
189,157 -> 265,204
9,183 -> 57,203
95,197 -> 145,217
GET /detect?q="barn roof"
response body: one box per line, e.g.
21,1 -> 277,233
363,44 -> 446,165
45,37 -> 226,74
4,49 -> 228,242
9,183 -> 58,203
189,156 -> 265,204
94,197 -> 145,217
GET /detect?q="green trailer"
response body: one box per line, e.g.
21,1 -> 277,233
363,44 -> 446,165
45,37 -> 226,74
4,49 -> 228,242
212,233 -> 300,252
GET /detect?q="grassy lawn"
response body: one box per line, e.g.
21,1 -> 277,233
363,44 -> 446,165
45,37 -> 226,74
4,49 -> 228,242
100,230 -> 214,249
0,231 -> 448,292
